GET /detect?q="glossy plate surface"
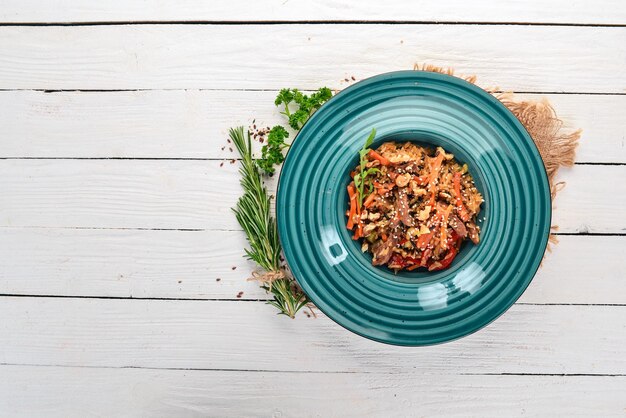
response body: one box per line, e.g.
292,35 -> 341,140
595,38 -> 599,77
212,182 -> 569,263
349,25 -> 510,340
276,71 -> 551,346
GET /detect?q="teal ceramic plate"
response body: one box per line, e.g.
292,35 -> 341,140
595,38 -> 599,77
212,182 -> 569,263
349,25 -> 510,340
277,71 -> 551,346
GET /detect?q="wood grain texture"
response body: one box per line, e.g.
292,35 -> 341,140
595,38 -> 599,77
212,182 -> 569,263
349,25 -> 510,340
0,160 -> 622,232
0,228 -> 257,300
1,365 -> 624,418
0,4 -> 624,415
1,90 -> 622,163
0,25 -> 624,92
1,230 -> 625,304
0,297 -> 624,374
1,0 -> 625,24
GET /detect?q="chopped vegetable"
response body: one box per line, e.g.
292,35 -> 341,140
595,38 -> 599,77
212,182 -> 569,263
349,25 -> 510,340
363,192 -> 377,208
368,149 -> 391,166
346,184 -> 358,230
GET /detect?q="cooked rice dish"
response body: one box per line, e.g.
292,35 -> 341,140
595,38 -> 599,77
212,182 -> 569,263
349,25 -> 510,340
346,138 -> 483,271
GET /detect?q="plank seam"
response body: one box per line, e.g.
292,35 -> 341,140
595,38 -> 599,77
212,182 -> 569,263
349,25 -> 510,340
0,294 -> 624,306
0,157 -> 623,166
0,362 -> 624,376
0,20 -> 624,28
0,226 -> 624,236
1,89 -> 625,95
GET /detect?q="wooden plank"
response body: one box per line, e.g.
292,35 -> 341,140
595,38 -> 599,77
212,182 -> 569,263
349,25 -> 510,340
1,90 -> 622,163
0,25 -> 624,92
0,228 -> 258,300
1,230 -> 624,304
519,235 -> 626,305
0,159 -> 244,230
0,298 -> 623,374
1,365 -> 624,418
0,160 -> 622,233
1,0 -> 625,25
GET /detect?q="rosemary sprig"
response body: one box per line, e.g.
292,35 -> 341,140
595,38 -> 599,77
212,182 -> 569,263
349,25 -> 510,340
230,126 -> 309,318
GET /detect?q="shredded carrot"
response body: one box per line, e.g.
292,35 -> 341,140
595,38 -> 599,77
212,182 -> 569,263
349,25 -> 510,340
439,205 -> 453,247
417,232 -> 433,250
363,192 -> 377,208
353,223 -> 363,240
426,153 -> 444,208
346,184 -> 357,230
381,233 -> 388,242
373,181 -> 394,195
413,175 -> 429,186
407,263 -> 421,271
429,153 -> 444,183
368,149 -> 391,166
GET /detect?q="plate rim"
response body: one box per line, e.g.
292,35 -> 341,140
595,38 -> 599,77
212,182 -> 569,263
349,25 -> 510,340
276,70 -> 552,346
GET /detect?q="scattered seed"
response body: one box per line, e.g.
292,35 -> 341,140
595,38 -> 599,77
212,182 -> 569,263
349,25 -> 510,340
344,78 -> 350,82
220,162 -> 224,167
230,159 -> 236,164
216,278 -> 221,282
178,280 -> 182,284
351,76 -> 356,81
229,147 -> 233,152
231,266 -> 237,270
227,139 -> 231,143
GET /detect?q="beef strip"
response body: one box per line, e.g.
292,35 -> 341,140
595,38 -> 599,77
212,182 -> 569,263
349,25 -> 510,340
448,214 -> 468,238
466,221 -> 480,244
395,189 -> 414,227
371,235 -> 398,265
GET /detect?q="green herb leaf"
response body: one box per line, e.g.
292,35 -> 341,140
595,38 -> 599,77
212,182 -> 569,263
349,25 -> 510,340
364,128 -> 376,149
275,88 -> 294,106
288,109 -> 310,130
276,87 -> 333,130
257,125 -> 290,175
355,128 -> 378,206
260,87 -> 333,174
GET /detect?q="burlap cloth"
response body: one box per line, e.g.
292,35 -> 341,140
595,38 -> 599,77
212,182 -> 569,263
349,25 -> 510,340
415,64 -> 582,251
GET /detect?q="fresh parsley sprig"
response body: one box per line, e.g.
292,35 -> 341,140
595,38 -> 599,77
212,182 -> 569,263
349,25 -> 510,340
257,87 -> 332,175
257,126 -> 289,176
275,87 -> 332,130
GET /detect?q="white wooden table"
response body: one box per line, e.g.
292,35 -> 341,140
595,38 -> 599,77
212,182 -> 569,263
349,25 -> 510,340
1,2 -> 625,416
